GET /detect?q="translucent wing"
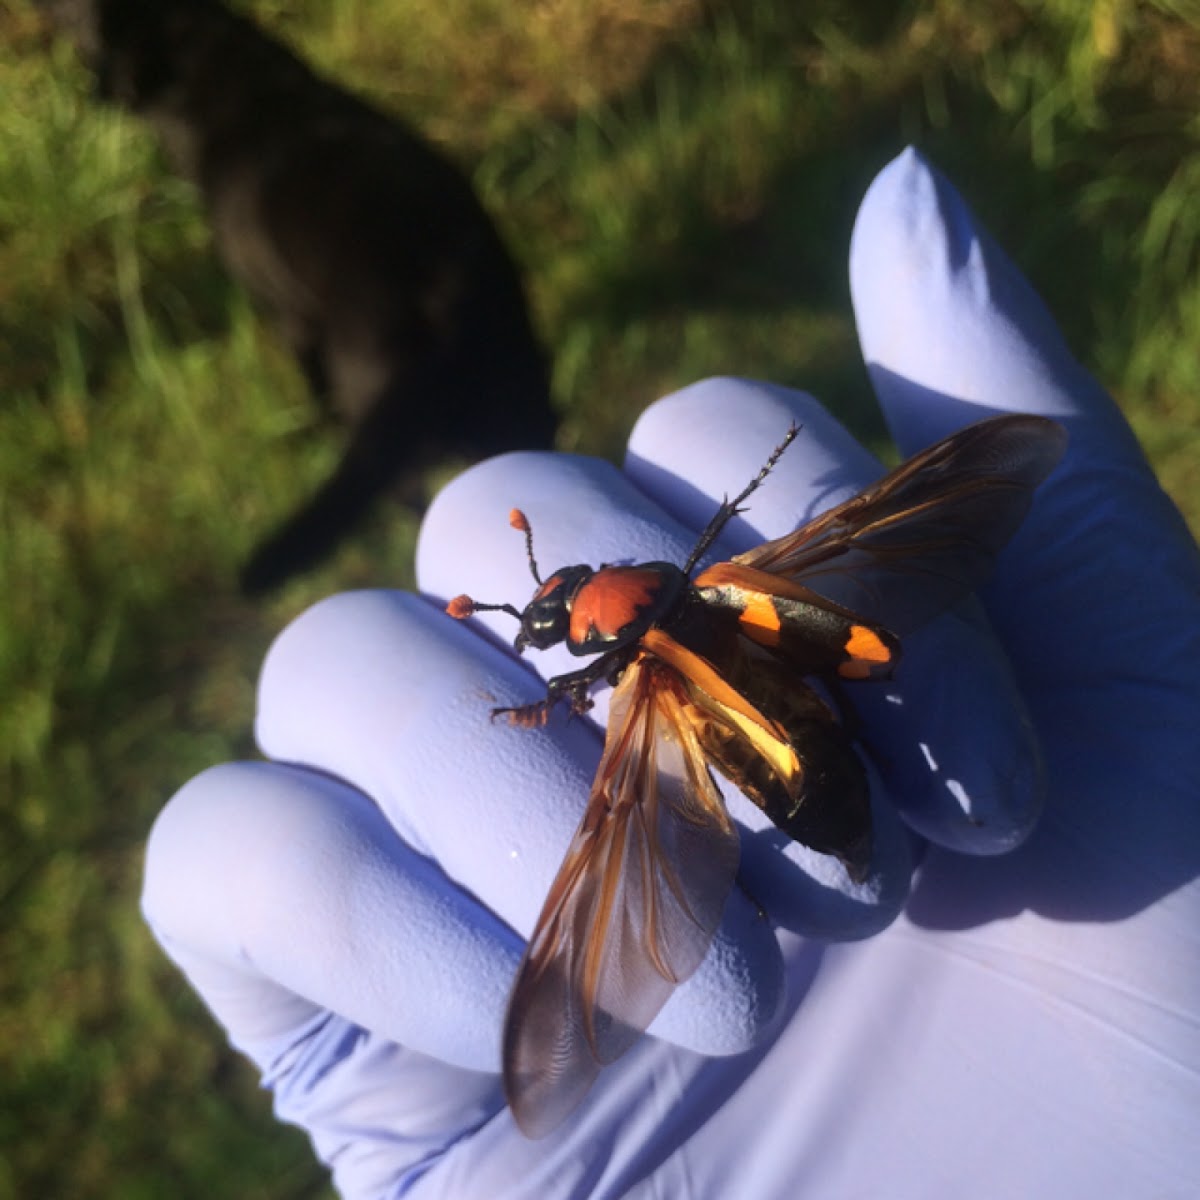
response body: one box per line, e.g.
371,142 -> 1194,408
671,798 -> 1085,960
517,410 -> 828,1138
726,414 -> 1067,635
503,653 -> 741,1138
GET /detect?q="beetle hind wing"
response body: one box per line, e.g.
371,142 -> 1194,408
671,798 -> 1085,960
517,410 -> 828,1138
503,654 -> 740,1138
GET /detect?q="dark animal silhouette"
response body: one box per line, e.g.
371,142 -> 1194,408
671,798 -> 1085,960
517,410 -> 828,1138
43,0 -> 555,593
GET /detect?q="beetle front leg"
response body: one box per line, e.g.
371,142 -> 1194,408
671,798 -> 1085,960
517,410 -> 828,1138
491,649 -> 633,726
490,676 -> 591,727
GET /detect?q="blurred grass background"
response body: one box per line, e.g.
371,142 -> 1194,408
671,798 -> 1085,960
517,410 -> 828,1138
1,0 -> 1197,1194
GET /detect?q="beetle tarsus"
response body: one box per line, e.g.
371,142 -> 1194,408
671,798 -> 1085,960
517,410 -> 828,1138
492,700 -> 555,727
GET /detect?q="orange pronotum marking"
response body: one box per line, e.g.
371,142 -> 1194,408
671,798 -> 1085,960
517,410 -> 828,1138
569,568 -> 661,643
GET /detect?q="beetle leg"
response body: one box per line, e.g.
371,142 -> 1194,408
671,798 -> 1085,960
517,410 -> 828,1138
491,647 -> 635,725
491,699 -> 556,727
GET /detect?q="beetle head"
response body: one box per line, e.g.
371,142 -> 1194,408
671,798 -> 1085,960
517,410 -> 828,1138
445,509 -> 593,655
515,565 -> 594,653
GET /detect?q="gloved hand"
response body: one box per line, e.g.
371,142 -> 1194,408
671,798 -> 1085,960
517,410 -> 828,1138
142,148 -> 1200,1198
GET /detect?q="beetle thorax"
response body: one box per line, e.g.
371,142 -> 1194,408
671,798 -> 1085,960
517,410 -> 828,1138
561,562 -> 689,657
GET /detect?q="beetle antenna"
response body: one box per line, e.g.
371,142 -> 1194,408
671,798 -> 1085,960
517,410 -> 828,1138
509,509 -> 543,585
446,594 -> 523,622
683,424 -> 801,576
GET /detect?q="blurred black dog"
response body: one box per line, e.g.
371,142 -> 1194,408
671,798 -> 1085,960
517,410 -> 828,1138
44,0 -> 554,593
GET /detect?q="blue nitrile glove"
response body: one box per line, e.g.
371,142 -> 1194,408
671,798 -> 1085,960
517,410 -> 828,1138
142,148 -> 1200,1198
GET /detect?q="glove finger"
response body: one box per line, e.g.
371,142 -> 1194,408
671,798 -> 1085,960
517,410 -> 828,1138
849,147 -> 1199,682
143,759 -> 518,1069
142,761 -> 510,1192
848,147 -> 1200,929
256,589 -> 782,1055
624,378 -> 1044,859
849,146 -> 1130,445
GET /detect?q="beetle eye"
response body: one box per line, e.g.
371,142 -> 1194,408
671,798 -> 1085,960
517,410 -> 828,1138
520,603 -> 569,651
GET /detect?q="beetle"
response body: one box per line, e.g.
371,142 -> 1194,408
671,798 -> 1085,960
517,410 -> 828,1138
447,412 -> 1067,1137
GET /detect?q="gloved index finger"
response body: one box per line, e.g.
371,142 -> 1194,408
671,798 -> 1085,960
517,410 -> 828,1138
849,147 -> 1200,690
849,147 -> 1130,453
847,149 -> 1200,947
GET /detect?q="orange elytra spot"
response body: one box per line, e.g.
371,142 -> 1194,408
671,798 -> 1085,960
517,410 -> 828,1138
838,624 -> 894,678
737,593 -> 783,646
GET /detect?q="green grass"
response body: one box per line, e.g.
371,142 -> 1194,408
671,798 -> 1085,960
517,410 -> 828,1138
1,0 -> 1197,1195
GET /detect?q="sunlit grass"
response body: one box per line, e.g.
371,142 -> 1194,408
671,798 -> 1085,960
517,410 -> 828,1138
1,0 -> 1197,1195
